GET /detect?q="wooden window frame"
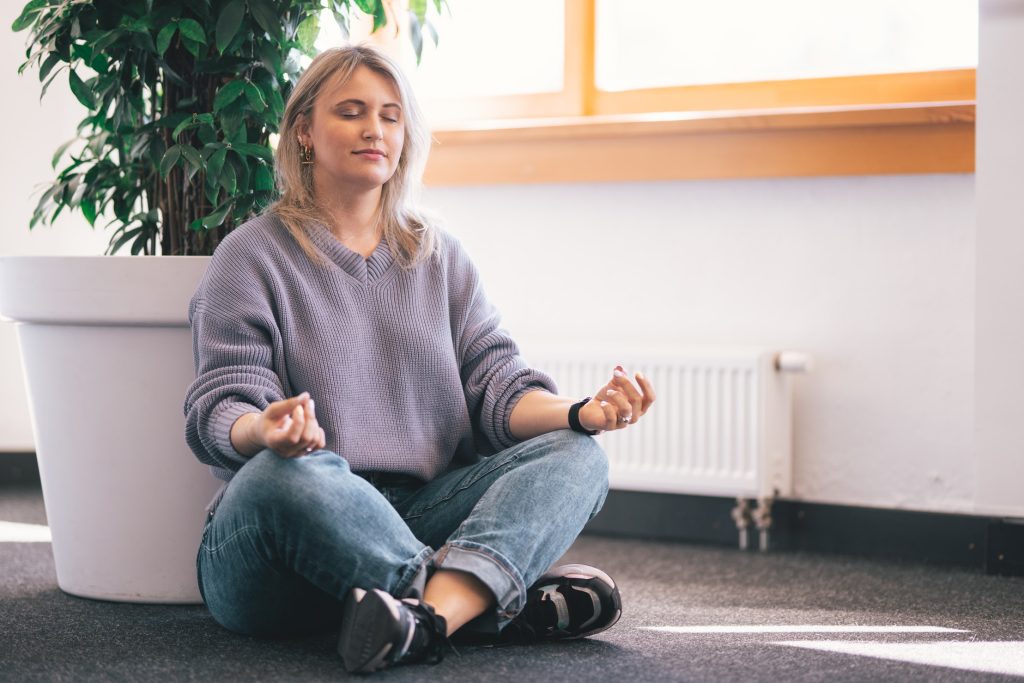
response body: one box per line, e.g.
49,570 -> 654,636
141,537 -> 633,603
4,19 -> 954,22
420,0 -> 975,185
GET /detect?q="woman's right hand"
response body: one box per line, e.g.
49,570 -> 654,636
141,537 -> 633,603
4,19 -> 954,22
257,392 -> 327,458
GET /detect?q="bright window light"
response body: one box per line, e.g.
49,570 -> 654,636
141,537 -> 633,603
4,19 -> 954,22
314,1 -> 565,100
596,0 -> 978,91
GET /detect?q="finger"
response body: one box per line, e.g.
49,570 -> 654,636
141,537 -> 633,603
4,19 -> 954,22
599,401 -> 617,430
266,392 -> 310,419
300,402 -> 320,449
636,371 -> 656,413
605,389 -> 633,422
611,369 -> 644,419
594,385 -> 614,402
287,404 -> 306,444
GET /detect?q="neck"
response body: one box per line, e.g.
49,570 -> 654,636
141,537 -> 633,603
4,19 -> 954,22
313,180 -> 384,244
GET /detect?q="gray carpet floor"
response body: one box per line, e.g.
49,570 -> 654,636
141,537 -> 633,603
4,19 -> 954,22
2,483 -> 1022,682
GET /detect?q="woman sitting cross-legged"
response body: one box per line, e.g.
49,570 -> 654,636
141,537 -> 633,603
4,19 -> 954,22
184,44 -> 655,674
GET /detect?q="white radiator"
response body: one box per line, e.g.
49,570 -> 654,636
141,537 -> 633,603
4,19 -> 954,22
526,346 -> 812,500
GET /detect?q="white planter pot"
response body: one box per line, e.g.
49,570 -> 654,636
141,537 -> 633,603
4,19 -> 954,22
0,255 -> 221,603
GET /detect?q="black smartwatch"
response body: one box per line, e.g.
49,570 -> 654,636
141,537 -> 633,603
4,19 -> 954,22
568,397 -> 599,435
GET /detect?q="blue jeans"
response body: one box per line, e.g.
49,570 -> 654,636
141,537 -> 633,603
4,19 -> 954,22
196,429 -> 609,637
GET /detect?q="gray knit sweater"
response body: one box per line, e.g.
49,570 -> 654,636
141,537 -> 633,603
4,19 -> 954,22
183,212 -> 557,484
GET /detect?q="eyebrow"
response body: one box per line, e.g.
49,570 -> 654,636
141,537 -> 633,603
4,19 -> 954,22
333,98 -> 402,110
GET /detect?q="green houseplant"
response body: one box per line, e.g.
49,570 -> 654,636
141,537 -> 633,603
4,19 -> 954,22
2,0 -> 442,604
12,0 -> 441,256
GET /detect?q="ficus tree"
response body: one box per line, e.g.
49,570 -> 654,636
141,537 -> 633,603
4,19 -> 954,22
13,0 -> 442,256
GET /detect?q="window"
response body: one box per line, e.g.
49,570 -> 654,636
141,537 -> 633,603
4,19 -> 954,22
318,0 -> 977,183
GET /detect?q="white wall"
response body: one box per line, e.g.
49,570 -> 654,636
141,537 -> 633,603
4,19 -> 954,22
425,175 -> 977,514
1,27 -> 111,449
4,11 -> 1015,518
974,0 -> 1024,517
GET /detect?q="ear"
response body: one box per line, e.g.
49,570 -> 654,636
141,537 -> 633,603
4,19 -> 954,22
295,113 -> 311,144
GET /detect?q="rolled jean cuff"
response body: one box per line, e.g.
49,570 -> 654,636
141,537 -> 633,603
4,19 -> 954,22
432,541 -> 526,622
394,546 -> 436,601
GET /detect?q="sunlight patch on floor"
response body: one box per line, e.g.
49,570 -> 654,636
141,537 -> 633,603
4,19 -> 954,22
0,520 -> 51,543
643,625 -> 968,634
777,640 -> 1024,677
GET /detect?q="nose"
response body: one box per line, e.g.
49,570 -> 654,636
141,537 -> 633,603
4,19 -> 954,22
363,120 -> 383,141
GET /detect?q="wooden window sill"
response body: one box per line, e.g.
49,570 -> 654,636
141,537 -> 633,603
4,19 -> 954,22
423,102 -> 975,186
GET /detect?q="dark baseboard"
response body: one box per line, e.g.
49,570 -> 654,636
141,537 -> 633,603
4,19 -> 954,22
584,489 -> 1024,577
0,452 -> 40,487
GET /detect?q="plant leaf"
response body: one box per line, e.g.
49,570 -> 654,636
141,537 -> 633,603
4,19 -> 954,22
181,36 -> 203,59
219,157 -> 237,194
109,225 -> 144,255
258,40 -> 283,75
250,0 -> 283,40
254,163 -> 274,191
68,69 -> 95,108
172,116 -> 197,140
354,0 -> 376,15
243,81 -> 267,111
213,79 -> 246,112
11,0 -> 46,32
179,144 -> 203,171
410,0 -> 427,21
297,13 -> 320,56
216,0 -> 245,54
206,147 -> 227,184
202,202 -> 232,228
332,10 -> 350,39
408,11 -> 423,62
81,197 -> 97,226
38,52 -> 62,83
232,142 -> 274,163
372,1 -> 387,33
424,17 -> 438,47
51,138 -> 77,169
177,18 -> 206,44
157,22 -> 177,56
160,145 -> 183,179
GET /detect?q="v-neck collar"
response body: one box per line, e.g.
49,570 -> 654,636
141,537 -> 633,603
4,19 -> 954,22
307,223 -> 395,285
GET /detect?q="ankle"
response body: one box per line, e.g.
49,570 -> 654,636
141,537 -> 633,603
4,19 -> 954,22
423,569 -> 495,635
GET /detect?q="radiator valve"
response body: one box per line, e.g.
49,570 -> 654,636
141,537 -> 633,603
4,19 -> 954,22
753,496 -> 775,551
731,498 -> 751,551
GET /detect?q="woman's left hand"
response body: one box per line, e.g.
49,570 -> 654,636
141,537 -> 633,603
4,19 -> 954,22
578,365 -> 656,433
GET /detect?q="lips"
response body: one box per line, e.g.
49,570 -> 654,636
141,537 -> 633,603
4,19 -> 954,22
354,149 -> 386,159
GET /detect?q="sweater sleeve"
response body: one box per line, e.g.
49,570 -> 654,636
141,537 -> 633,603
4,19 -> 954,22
183,242 -> 286,472
448,236 -> 558,452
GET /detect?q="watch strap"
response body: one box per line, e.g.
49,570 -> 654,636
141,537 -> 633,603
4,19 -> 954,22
568,397 -> 599,435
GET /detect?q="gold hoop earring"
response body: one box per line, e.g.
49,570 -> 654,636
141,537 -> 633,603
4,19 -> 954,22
300,144 -> 314,165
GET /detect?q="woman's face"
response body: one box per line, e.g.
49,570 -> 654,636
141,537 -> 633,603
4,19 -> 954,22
299,64 -> 405,196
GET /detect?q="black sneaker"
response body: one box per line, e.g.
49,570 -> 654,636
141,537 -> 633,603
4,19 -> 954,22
501,564 -> 622,642
337,588 -> 451,673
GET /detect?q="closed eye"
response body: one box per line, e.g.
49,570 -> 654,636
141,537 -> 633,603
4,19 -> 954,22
341,113 -> 400,124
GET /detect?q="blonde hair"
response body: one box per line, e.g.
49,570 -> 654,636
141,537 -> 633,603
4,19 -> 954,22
269,44 -> 437,269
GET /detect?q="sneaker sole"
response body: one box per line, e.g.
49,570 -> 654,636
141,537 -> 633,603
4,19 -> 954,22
537,563 -> 622,639
338,588 -> 401,673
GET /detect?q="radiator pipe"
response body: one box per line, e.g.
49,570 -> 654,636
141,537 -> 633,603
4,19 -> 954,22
775,351 -> 814,374
731,498 -> 751,551
753,496 -> 775,552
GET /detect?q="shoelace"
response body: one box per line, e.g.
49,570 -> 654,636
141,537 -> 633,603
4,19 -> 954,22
398,601 -> 460,665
